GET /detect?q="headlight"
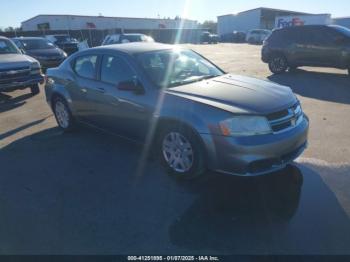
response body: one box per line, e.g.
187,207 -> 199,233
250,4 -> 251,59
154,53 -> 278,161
62,51 -> 68,58
30,62 -> 42,75
219,116 -> 272,136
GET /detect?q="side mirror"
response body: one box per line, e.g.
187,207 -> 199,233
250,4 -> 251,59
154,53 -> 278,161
117,80 -> 144,94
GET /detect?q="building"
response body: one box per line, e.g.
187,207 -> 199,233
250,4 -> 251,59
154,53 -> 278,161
333,17 -> 350,29
21,14 -> 198,31
217,7 -> 332,36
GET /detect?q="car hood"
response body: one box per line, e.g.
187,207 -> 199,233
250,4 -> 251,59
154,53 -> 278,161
25,48 -> 63,57
165,74 -> 297,114
0,54 -> 38,70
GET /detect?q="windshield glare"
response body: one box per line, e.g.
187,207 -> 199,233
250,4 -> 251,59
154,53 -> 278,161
137,49 -> 224,88
0,39 -> 20,54
20,39 -> 56,50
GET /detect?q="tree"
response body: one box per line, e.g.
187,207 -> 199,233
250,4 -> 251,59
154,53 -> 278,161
4,27 -> 14,32
200,20 -> 217,33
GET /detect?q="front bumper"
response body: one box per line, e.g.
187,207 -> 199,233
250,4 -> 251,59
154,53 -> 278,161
201,115 -> 309,176
0,74 -> 45,92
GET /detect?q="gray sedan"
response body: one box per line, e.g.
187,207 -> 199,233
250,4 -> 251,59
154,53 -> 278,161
45,43 -> 309,178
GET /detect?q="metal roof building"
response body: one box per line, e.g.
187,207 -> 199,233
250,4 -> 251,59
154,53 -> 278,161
21,14 -> 198,31
333,17 -> 350,29
217,7 -> 312,35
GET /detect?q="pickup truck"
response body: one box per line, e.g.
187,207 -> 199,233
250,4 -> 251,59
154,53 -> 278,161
0,36 -> 44,95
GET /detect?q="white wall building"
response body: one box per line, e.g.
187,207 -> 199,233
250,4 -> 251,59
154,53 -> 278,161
333,17 -> 350,29
21,14 -> 198,31
218,7 -> 315,36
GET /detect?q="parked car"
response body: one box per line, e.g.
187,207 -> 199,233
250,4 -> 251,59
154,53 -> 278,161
262,25 -> 350,75
220,31 -> 246,43
232,31 -> 247,43
246,29 -> 272,44
200,32 -> 219,44
102,34 -> 155,46
45,35 -> 79,55
0,36 -> 44,95
45,43 -> 309,179
12,37 -> 67,70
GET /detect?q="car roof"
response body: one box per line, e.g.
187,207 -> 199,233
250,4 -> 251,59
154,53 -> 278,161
93,42 -> 175,55
12,37 -> 45,40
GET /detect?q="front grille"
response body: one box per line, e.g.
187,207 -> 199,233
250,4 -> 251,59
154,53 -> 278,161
267,102 -> 303,133
0,67 -> 31,83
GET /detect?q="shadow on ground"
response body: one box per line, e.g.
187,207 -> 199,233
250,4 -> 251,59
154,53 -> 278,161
0,127 -> 350,254
0,92 -> 34,113
268,69 -> 350,104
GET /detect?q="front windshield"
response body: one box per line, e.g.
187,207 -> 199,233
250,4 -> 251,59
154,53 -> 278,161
330,25 -> 350,37
0,39 -> 20,54
54,35 -> 77,43
124,35 -> 143,42
137,49 -> 224,88
20,39 -> 55,50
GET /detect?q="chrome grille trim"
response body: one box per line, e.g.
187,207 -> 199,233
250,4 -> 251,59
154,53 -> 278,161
267,103 -> 304,134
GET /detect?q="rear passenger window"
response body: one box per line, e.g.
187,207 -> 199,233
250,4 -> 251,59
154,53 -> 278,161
74,55 -> 98,79
100,55 -> 135,85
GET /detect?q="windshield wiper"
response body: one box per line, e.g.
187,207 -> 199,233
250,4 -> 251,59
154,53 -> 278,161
168,75 -> 220,88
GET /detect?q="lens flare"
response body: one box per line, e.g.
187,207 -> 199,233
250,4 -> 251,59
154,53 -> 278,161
136,0 -> 192,177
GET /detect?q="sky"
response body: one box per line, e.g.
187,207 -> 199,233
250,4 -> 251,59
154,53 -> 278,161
0,0 -> 349,28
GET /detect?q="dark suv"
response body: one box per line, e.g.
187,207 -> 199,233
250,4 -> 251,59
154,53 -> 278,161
262,25 -> 350,75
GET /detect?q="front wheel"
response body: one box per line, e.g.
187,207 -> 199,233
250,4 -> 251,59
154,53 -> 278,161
53,96 -> 75,131
30,84 -> 40,95
269,55 -> 288,74
158,125 -> 205,179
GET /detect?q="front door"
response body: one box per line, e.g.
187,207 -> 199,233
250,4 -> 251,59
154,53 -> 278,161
94,54 -> 154,141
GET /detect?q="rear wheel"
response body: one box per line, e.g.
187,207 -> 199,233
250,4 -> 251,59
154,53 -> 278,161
158,125 -> 205,179
53,96 -> 75,131
30,84 -> 40,95
269,54 -> 288,74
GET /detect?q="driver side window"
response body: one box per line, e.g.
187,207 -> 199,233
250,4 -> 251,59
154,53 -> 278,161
100,55 -> 135,85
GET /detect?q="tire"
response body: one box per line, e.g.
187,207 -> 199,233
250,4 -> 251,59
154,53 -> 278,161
30,84 -> 40,95
348,67 -> 350,76
52,96 -> 75,131
268,54 -> 288,74
158,124 -> 205,179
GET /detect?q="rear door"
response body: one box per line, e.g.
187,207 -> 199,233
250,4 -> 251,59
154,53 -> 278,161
68,54 -> 103,124
298,27 -> 342,66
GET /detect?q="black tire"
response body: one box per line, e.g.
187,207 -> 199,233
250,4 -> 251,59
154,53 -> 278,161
158,124 -> 205,179
30,84 -> 40,95
52,96 -> 75,132
268,54 -> 288,74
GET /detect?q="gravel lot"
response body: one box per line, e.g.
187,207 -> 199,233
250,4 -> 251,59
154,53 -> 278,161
0,43 -> 350,255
